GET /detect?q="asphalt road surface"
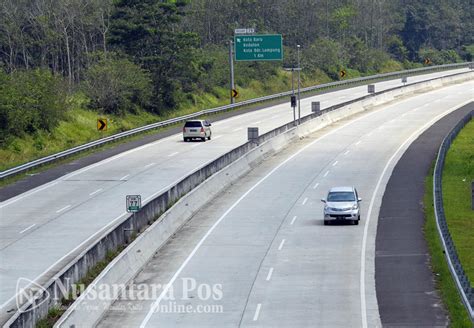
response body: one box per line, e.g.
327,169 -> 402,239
95,81 -> 473,327
0,68 -> 470,321
376,102 -> 474,326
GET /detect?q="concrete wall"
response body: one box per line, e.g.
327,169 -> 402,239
5,70 -> 473,328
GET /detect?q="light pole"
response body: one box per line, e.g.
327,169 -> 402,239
297,44 -> 301,124
284,67 -> 301,126
229,40 -> 235,104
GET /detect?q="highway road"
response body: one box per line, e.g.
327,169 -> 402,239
96,81 -> 473,327
0,68 -> 470,319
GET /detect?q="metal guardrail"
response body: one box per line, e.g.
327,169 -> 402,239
433,110 -> 474,321
5,68 -> 472,328
0,62 -> 472,180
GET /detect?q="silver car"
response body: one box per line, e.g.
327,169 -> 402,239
321,186 -> 361,225
183,120 -> 212,142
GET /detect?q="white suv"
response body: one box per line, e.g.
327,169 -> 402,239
183,120 -> 212,142
321,186 -> 362,225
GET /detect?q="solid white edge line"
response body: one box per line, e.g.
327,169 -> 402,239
2,70 -> 469,209
4,83 -> 468,314
266,268 -> 274,281
138,103 -> 391,327
0,182 -> 59,209
19,224 -> 35,234
253,303 -> 262,321
168,152 -> 179,157
359,99 -> 473,328
138,93 -> 473,327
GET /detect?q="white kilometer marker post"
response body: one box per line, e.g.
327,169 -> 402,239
290,216 -> 298,225
56,205 -> 71,213
266,268 -> 274,281
278,239 -> 286,251
19,224 -> 35,234
89,188 -> 103,196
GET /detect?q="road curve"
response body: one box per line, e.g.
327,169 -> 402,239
376,102 -> 474,326
95,81 -> 473,327
0,69 -> 468,318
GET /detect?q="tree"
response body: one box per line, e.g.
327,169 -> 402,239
82,52 -> 152,114
109,0 -> 200,111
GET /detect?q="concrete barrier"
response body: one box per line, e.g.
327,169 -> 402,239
5,70 -> 473,328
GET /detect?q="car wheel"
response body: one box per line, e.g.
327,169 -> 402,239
184,137 -> 188,142
324,220 -> 328,226
354,220 -> 359,225
208,134 -> 211,140
201,137 -> 206,142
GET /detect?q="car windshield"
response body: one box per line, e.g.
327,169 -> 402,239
327,191 -> 355,202
184,121 -> 202,128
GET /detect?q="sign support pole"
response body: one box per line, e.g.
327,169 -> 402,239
292,69 -> 296,125
297,45 -> 301,125
229,40 -> 235,104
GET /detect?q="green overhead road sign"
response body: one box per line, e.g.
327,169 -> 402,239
234,34 -> 283,61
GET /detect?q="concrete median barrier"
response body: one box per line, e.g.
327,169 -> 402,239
54,70 -> 474,328
5,70 -> 472,328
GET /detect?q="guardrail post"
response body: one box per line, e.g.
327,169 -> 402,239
311,101 -> 320,113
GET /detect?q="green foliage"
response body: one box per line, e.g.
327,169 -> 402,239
303,38 -> 344,79
442,121 -> 474,280
386,35 -> 408,62
418,48 -> 462,65
424,171 -> 472,327
82,52 -> 152,115
0,69 -> 66,145
459,44 -> 474,61
109,0 -> 200,111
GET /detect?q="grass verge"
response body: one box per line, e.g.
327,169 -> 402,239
424,168 -> 472,327
442,120 -> 474,279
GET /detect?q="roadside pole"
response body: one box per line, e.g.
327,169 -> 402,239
297,45 -> 301,124
229,40 -> 235,104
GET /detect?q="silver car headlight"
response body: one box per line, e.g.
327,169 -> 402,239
352,204 -> 358,210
